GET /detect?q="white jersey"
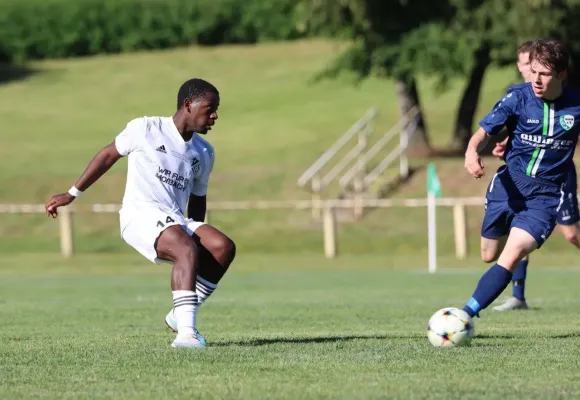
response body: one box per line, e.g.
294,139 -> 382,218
114,116 -> 215,215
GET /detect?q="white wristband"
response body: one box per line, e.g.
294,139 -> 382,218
68,186 -> 83,197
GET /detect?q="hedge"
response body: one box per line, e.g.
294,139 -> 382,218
0,0 -> 303,62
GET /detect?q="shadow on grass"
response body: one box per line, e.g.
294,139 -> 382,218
474,333 -> 519,340
212,334 -> 416,347
210,330 -> 580,348
550,332 -> 580,339
0,63 -> 39,85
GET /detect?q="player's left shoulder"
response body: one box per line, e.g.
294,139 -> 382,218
562,87 -> 580,104
558,88 -> 580,131
192,134 -> 215,159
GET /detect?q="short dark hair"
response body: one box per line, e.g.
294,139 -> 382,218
529,39 -> 569,73
517,40 -> 534,55
176,78 -> 219,110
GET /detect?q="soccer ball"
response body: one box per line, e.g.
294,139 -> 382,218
427,307 -> 475,348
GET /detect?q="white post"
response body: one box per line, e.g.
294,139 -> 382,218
353,173 -> 364,220
427,192 -> 437,273
400,118 -> 409,179
453,203 -> 467,260
59,206 -> 74,258
323,206 -> 337,258
353,127 -> 368,220
312,174 -> 322,219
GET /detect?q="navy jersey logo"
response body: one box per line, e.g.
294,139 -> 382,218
560,114 -> 575,131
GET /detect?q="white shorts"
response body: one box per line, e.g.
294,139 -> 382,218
119,207 -> 205,264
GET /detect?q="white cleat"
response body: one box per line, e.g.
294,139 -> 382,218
493,297 -> 529,311
165,309 -> 207,346
171,334 -> 205,348
165,309 -> 178,332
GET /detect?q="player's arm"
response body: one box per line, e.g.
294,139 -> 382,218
189,144 -> 215,223
45,143 -> 123,217
465,91 -> 519,178
45,118 -> 143,218
72,142 -> 123,192
492,136 -> 509,159
188,194 -> 207,222
465,128 -> 489,179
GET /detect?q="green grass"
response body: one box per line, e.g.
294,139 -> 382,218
1,253 -> 580,399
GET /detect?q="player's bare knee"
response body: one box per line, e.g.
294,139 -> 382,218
564,230 -> 576,243
480,249 -> 499,263
561,226 -> 579,245
212,235 -> 236,266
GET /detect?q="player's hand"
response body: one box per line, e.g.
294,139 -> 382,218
465,149 -> 485,179
45,193 -> 76,218
492,142 -> 506,159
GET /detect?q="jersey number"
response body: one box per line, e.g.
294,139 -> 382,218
157,216 -> 176,228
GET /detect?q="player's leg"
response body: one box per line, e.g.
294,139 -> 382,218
119,208 -> 206,347
165,224 -> 236,332
559,223 -> 580,248
493,253 -> 529,311
192,225 -> 236,304
464,227 -> 538,317
480,236 -> 507,263
465,200 -> 558,318
479,166 -> 511,263
465,177 -> 513,317
556,190 -> 580,248
155,225 -> 204,348
497,187 -> 577,311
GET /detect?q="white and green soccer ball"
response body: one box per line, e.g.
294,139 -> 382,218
427,307 -> 475,348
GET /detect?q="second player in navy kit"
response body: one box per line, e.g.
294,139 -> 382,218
462,39 -> 580,319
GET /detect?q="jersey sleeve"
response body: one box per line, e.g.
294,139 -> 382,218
479,90 -> 519,135
190,149 -> 215,196
114,118 -> 145,156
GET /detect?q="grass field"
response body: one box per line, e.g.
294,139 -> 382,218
1,253 -> 580,399
0,39 -> 541,256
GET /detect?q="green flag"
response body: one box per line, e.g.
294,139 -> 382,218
427,163 -> 442,197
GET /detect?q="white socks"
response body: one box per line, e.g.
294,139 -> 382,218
170,277 -> 217,337
172,290 -> 198,337
196,276 -> 218,305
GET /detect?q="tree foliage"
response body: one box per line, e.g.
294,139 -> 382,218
299,0 -> 580,151
298,0 -> 454,151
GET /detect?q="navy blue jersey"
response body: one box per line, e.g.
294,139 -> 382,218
480,83 -> 580,184
566,161 -> 578,194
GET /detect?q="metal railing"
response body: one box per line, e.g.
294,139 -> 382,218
339,106 -> 419,189
297,105 -> 419,219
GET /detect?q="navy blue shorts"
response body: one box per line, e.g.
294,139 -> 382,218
481,166 -> 565,248
557,167 -> 579,226
557,191 -> 579,225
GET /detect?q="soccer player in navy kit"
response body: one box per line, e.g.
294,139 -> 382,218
462,39 -> 580,319
491,41 -> 580,311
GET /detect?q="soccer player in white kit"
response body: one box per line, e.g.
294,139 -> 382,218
45,78 -> 236,348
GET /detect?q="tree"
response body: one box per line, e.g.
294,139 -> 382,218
300,0 -> 580,153
400,0 -> 570,150
298,0 -> 453,153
